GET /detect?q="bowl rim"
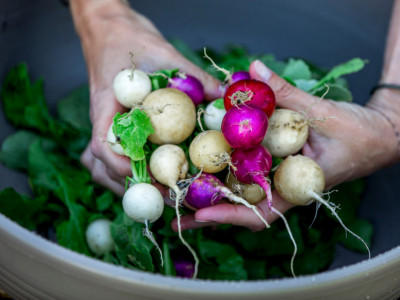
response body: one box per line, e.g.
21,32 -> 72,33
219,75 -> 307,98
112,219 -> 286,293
1,212 -> 400,296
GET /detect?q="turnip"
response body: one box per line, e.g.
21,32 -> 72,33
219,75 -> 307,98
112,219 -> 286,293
203,99 -> 226,131
113,68 -> 152,108
224,172 -> 266,205
143,88 -> 196,145
189,130 -> 232,173
122,182 -> 165,265
221,105 -> 268,150
106,123 -> 125,156
85,218 -> 114,256
224,79 -> 276,117
185,173 -> 270,229
231,145 -> 298,276
149,144 -> 199,278
167,73 -> 205,105
274,155 -> 370,257
262,108 -> 309,158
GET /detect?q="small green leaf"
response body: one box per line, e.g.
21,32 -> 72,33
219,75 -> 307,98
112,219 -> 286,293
212,98 -> 225,109
311,58 -> 367,90
112,109 -> 154,161
282,58 -> 312,80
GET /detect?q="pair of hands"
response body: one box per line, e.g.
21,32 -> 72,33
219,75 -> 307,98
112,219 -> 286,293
73,1 -> 397,231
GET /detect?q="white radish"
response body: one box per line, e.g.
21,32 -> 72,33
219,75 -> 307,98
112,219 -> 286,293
86,218 -> 114,256
106,123 -> 125,156
203,99 -> 226,131
274,154 -> 370,258
113,69 -> 152,108
189,130 -> 232,173
122,182 -> 165,265
224,172 -> 266,205
262,108 -> 309,158
149,144 -> 199,278
143,88 -> 196,145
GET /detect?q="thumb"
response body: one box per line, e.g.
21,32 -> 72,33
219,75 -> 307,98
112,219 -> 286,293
249,60 -> 317,111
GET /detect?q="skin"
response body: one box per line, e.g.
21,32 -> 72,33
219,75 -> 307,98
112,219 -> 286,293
69,0 -> 221,196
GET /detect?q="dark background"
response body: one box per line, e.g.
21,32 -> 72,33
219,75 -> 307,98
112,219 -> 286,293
0,0 -> 399,270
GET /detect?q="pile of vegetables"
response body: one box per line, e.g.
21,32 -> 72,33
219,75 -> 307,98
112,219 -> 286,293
0,43 -> 373,280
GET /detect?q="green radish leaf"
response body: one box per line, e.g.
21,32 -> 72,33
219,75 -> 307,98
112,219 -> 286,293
294,79 -> 319,92
112,109 -> 154,161
314,83 -> 353,102
311,58 -> 367,90
0,188 -> 47,230
149,68 -> 179,90
212,98 -> 225,109
282,58 -> 312,80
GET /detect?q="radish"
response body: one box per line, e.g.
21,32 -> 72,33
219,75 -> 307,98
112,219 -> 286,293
143,88 -> 196,145
223,79 -> 276,117
274,155 -> 370,257
122,182 -> 165,265
262,108 -> 309,158
221,105 -> 268,150
231,145 -> 298,277
189,130 -> 232,173
224,172 -> 266,205
113,68 -> 152,108
231,71 -> 251,83
185,173 -> 270,229
149,144 -> 199,278
167,73 -> 205,105
106,123 -> 125,156
85,218 -> 114,256
203,99 -> 226,131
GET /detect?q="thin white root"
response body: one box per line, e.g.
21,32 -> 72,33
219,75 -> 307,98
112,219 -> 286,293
309,202 -> 322,229
220,187 -> 270,228
203,47 -> 232,83
310,191 -> 371,259
270,206 -> 297,278
197,108 -> 205,132
172,185 -> 200,279
143,220 -> 164,267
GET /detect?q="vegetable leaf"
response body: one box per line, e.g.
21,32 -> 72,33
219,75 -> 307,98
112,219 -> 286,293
112,109 -> 154,161
212,98 -> 225,109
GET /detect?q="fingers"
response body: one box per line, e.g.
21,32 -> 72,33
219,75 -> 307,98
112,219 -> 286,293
171,191 -> 295,232
249,60 -> 317,112
81,145 -> 126,196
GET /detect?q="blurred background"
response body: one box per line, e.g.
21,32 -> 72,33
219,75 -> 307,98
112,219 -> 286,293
0,0 -> 398,270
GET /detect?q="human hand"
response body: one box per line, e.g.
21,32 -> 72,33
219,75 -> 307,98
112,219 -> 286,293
70,0 -> 221,196
174,59 -> 398,232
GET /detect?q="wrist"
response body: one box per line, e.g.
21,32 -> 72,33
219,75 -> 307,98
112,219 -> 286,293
367,89 -> 400,165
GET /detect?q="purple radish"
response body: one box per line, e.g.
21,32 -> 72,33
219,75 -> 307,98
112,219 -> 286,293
173,260 -> 195,278
167,73 -> 205,106
221,105 -> 268,150
231,71 -> 251,84
185,173 -> 270,228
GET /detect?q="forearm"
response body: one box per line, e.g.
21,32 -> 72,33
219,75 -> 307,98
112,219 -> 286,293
367,0 -> 400,164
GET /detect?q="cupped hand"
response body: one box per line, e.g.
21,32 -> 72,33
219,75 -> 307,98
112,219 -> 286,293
71,1 -> 221,196
174,59 -> 397,232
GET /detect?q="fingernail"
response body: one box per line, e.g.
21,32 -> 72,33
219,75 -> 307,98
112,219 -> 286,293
194,219 -> 211,223
254,60 -> 272,82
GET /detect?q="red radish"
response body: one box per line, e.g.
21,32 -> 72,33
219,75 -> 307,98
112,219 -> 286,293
221,105 -> 268,150
231,71 -> 251,83
167,73 -> 205,105
224,79 -> 276,117
185,173 -> 270,228
231,145 -> 273,207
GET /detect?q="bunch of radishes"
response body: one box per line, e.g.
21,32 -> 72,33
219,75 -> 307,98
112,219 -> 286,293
100,56 -> 369,279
